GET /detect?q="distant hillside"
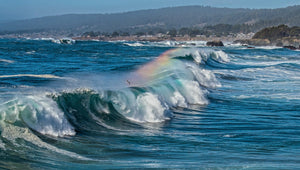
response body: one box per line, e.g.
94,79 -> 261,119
1,5 -> 300,34
253,25 -> 300,41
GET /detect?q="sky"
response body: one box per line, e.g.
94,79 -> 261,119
0,0 -> 299,21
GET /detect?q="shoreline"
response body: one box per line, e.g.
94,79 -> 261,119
72,34 -> 252,43
1,35 -> 299,50
0,32 -> 254,43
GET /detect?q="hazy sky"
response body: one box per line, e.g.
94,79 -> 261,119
0,0 -> 299,20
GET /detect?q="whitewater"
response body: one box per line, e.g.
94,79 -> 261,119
0,39 -> 299,169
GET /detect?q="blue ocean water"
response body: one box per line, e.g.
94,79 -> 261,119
0,39 -> 299,169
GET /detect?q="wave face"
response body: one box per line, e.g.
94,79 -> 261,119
0,39 -> 300,169
53,48 -> 223,127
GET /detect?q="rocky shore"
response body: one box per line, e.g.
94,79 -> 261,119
234,38 -> 300,49
234,25 -> 300,50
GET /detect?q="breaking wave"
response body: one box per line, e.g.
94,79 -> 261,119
0,48 -> 228,139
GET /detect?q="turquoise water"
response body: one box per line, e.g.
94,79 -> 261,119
0,39 -> 300,169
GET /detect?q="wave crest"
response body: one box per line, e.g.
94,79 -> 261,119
0,95 -> 75,137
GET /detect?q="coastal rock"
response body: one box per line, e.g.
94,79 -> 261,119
235,38 -> 300,49
234,39 -> 271,46
58,38 -> 75,44
206,41 -> 224,47
283,45 -> 297,50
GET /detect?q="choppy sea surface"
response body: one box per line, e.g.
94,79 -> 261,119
0,39 -> 299,169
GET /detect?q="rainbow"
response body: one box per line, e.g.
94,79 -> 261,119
136,48 -> 182,79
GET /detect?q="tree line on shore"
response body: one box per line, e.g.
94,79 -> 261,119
81,24 -> 257,38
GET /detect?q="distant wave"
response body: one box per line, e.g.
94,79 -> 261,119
254,46 -> 283,50
0,74 -> 64,79
0,58 -> 14,63
124,42 -> 145,47
30,37 -> 76,44
123,41 -> 207,47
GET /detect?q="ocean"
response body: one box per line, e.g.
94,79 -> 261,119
0,39 -> 299,169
